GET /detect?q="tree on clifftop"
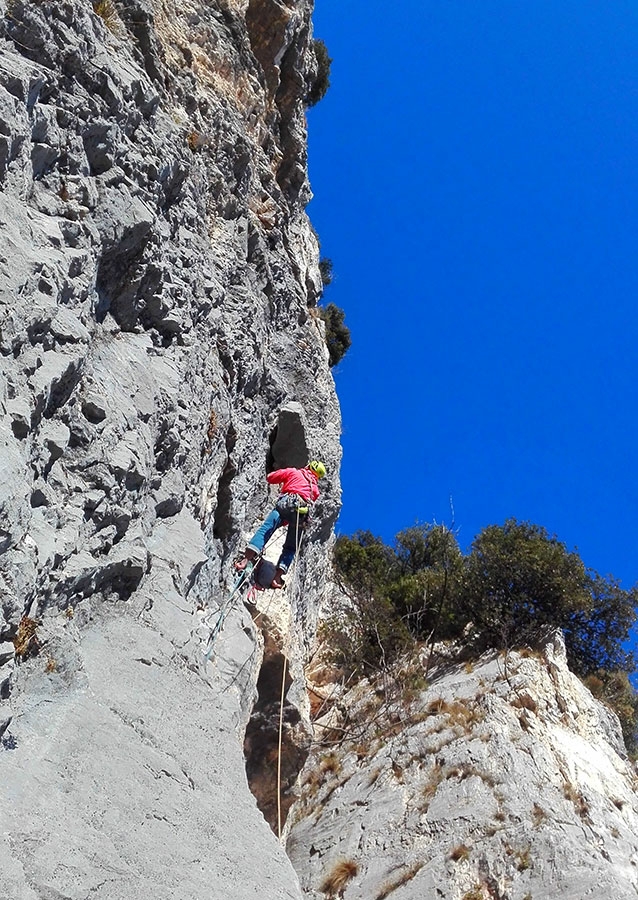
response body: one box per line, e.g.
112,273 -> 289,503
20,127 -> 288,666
459,518 -> 637,677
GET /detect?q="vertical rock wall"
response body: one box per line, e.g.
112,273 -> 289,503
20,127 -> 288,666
0,0 -> 340,895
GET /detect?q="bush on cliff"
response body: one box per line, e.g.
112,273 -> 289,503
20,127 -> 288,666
583,670 -> 638,755
458,519 -> 637,678
319,257 -> 334,287
388,524 -> 464,640
459,520 -> 590,651
322,531 -> 407,675
307,39 -> 332,107
324,525 -> 463,675
319,302 -> 351,367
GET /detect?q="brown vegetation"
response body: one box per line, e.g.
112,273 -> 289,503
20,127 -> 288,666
449,844 -> 470,862
320,859 -> 358,897
374,862 -> 424,900
13,616 -> 41,660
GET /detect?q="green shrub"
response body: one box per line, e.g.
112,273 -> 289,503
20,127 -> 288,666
326,527 -> 464,675
331,526 -> 463,643
320,592 -> 412,678
459,519 -> 637,677
319,302 -> 351,367
326,532 -> 408,675
389,525 -> 463,639
319,257 -> 334,287
460,519 -> 591,649
334,531 -> 399,596
307,39 -> 332,107
565,573 -> 637,676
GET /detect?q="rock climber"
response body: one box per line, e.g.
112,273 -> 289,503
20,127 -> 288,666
234,460 -> 327,589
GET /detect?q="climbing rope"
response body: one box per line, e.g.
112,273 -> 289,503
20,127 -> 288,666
203,562 -> 256,661
276,504 -> 304,841
203,494 -> 307,842
203,530 -> 278,661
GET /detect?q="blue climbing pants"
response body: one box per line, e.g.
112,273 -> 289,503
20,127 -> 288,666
247,509 -> 305,572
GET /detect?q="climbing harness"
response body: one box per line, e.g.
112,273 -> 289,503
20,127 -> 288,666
275,491 -> 309,520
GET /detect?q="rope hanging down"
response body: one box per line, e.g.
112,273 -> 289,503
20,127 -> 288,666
276,505 -> 304,842
202,499 -> 306,842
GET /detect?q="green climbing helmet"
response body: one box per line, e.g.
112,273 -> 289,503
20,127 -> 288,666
308,460 -> 327,479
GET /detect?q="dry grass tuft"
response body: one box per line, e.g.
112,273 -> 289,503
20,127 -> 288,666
187,130 -> 210,152
449,843 -> 470,862
320,859 -> 358,897
320,752 -> 342,776
532,803 -> 547,826
13,616 -> 41,660
462,886 -> 484,900
423,697 -> 485,733
92,0 -> 123,34
420,760 -> 445,809
519,647 -> 538,658
206,410 -> 218,444
446,762 -> 497,787
563,781 -> 590,818
515,845 -> 532,871
511,693 -> 538,713
45,656 -> 57,674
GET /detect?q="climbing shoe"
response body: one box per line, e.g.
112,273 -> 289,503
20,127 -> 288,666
270,568 -> 286,590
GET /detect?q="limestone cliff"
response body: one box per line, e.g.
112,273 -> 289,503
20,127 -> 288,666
2,2 -> 637,899
0,0 -> 339,896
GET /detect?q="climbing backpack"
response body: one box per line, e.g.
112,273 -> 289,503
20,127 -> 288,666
275,492 -> 310,521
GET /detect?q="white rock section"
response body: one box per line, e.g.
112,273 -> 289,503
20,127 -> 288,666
0,0 -> 340,895
287,631 -> 638,900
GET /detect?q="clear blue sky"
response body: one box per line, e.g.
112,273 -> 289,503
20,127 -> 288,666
308,0 -> 638,589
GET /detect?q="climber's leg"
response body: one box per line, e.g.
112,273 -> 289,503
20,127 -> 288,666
235,509 -> 282,571
271,513 -> 307,587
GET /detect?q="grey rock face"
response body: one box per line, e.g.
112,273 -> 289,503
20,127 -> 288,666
0,0 -> 340,895
287,629 -> 638,900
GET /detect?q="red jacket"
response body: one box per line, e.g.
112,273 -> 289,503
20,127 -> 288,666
266,467 -> 320,502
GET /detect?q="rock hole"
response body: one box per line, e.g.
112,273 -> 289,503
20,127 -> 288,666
267,402 -> 309,472
81,398 -> 106,423
213,424 -> 237,540
11,419 -> 29,440
30,489 -> 48,508
244,627 -> 310,834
